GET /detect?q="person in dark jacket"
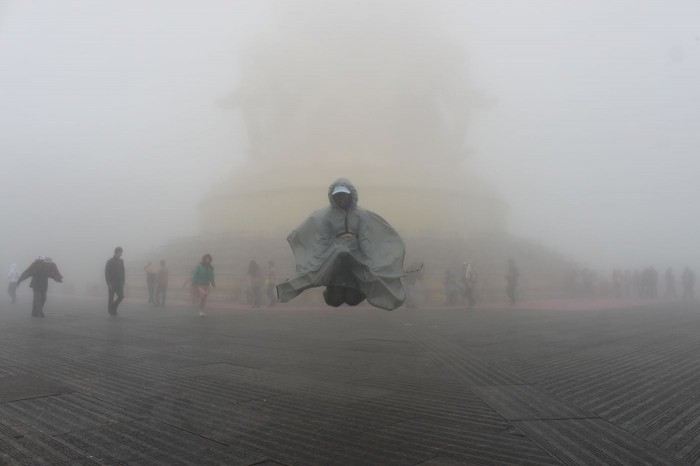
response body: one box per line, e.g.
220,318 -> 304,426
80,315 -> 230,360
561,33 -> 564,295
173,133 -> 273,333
105,247 -> 125,316
17,256 -> 63,317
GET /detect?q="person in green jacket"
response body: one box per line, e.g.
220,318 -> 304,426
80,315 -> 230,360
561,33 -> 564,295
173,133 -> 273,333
188,254 -> 215,316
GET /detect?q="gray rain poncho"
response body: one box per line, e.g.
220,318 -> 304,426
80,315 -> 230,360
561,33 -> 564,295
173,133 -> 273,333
276,178 -> 406,310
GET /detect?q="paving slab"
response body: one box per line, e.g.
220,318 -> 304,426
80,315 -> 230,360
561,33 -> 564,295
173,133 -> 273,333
514,418 -> 689,465
471,385 -> 594,421
0,375 -> 74,403
0,296 -> 699,464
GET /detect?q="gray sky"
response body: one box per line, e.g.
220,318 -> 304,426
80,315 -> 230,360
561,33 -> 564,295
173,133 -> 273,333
461,1 -> 700,269
1,1 -> 699,282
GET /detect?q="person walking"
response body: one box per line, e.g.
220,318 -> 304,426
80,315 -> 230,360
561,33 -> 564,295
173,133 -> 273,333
7,264 -> 19,303
105,247 -> 125,316
154,260 -> 168,307
191,254 -> 215,316
17,256 -> 63,317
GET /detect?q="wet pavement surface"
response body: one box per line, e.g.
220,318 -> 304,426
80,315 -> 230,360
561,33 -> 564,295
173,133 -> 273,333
0,295 -> 698,465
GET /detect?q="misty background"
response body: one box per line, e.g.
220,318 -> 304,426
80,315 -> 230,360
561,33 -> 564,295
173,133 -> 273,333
1,0 -> 699,287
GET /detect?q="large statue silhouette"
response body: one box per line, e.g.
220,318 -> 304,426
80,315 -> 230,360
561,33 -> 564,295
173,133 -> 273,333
205,1 -> 505,237
224,2 -> 476,163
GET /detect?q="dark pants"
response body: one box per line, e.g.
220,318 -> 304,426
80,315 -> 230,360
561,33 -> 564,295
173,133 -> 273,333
323,286 -> 366,307
108,286 -> 124,315
32,288 -> 47,316
8,282 -> 17,303
155,285 -> 167,307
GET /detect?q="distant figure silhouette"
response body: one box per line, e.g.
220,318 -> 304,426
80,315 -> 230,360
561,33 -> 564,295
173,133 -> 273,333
18,256 -> 63,317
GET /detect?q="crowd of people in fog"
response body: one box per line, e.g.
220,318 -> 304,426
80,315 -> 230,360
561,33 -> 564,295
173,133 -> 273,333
5,179 -> 697,315
5,246 -> 289,318
574,266 -> 696,300
6,254 -> 697,317
442,259 -> 520,309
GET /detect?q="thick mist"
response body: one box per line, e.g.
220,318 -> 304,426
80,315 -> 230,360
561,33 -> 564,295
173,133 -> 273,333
1,0 -> 699,290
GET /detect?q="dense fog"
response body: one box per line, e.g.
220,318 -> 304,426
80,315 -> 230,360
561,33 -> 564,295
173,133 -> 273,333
1,0 -> 698,290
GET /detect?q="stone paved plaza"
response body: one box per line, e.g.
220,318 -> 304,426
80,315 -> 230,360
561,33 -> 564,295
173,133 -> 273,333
0,295 -> 699,465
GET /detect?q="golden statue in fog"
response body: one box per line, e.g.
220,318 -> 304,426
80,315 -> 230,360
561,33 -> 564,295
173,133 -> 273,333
200,1 -> 505,237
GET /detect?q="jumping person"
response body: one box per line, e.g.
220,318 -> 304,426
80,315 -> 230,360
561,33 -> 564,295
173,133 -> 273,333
277,178 -> 406,310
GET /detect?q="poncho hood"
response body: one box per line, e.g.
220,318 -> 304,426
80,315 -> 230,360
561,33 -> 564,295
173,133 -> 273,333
328,177 -> 358,209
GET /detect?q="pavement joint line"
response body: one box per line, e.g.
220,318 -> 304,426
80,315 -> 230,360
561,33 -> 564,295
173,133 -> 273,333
75,391 -> 155,422
509,416 -> 602,421
248,459 -> 292,466
143,416 -> 235,449
351,338 -> 413,343
175,362 -> 263,371
229,393 -> 290,406
0,392 -> 75,406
